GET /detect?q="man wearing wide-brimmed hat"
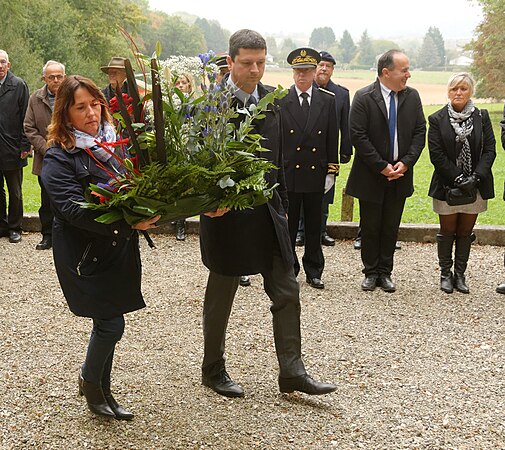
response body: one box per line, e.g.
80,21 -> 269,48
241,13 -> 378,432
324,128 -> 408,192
100,56 -> 131,103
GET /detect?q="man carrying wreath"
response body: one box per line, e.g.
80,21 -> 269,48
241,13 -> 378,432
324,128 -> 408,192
199,29 -> 336,398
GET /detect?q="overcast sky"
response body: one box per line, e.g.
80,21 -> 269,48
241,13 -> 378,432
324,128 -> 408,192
148,0 -> 483,41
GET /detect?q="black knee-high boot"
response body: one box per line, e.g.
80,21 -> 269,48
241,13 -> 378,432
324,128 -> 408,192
437,233 -> 454,293
454,233 -> 475,294
101,350 -> 134,420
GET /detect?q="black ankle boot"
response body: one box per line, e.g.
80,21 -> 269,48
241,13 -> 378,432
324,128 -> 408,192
453,234 -> 474,294
176,220 -> 186,241
437,233 -> 454,293
103,391 -> 134,420
78,371 -> 115,417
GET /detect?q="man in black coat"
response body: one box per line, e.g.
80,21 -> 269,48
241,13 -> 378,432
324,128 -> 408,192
199,29 -> 336,398
346,50 -> 426,292
0,50 -> 30,243
281,47 -> 338,289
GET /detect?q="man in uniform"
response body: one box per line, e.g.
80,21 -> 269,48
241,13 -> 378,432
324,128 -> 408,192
199,30 -> 336,398
281,48 -> 338,289
24,60 -> 66,250
295,50 -> 351,248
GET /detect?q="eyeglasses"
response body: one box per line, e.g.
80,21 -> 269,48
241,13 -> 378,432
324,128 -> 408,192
46,74 -> 64,81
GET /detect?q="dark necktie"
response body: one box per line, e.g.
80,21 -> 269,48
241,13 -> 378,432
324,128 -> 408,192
300,92 -> 310,118
389,91 -> 396,162
246,94 -> 257,107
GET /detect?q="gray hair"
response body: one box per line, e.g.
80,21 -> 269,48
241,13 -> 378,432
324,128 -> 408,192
447,72 -> 475,97
43,60 -> 65,76
0,49 -> 9,62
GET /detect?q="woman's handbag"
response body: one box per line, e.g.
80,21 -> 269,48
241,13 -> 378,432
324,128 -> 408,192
445,186 -> 477,206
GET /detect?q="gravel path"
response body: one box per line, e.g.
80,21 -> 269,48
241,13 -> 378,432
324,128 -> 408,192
1,233 -> 504,449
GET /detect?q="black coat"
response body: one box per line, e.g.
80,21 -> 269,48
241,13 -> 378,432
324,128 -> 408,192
102,80 -> 131,104
428,105 -> 495,200
280,86 -> 338,193
199,81 -> 293,276
346,79 -> 426,203
41,145 -> 145,319
0,71 -> 30,170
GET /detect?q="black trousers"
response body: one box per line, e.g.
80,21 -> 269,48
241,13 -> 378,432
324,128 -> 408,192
202,251 -> 306,379
359,190 -> 406,277
288,191 -> 324,279
81,316 -> 125,391
0,169 -> 23,232
297,190 -> 331,236
38,176 -> 54,237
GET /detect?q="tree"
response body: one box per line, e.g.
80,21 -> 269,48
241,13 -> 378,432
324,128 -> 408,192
140,13 -> 206,58
471,0 -> 505,98
357,30 -> 375,66
309,27 -> 336,50
418,34 -> 441,68
279,38 -> 298,65
427,26 -> 445,67
372,40 -> 400,56
266,36 -> 280,62
340,30 -> 356,64
194,18 -> 229,53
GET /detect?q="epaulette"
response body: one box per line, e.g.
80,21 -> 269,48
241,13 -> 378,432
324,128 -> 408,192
318,87 -> 335,96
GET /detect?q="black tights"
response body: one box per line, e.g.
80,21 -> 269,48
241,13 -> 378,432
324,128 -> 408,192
439,213 -> 478,237
81,316 -> 125,390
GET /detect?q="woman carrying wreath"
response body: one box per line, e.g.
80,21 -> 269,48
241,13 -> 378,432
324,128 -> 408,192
41,75 -> 159,419
428,72 -> 495,294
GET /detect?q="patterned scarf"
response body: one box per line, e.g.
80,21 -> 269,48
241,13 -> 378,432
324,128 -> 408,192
447,100 -> 475,177
67,122 -> 121,171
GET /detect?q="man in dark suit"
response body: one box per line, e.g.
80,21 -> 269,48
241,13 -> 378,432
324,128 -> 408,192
0,49 -> 30,243
281,48 -> 338,289
346,50 -> 426,292
199,29 -> 336,398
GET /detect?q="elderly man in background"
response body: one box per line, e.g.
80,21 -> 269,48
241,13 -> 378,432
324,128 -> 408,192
101,57 -> 130,103
24,60 -> 66,250
0,49 -> 30,243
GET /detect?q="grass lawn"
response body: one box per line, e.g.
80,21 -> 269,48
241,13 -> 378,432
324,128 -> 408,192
19,102 -> 505,226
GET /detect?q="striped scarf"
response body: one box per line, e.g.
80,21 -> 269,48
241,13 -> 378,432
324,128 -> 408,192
447,100 -> 475,177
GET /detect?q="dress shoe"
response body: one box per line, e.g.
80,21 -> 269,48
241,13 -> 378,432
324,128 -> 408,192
78,370 -> 115,418
321,233 -> 335,246
279,374 -> 336,395
378,275 -> 396,292
295,234 -> 304,247
35,236 -> 52,250
353,237 -> 361,250
361,275 -> 377,291
202,370 -> 244,398
496,283 -> 505,294
103,392 -> 134,420
395,241 -> 402,250
306,277 -> 324,289
9,231 -> 21,243
239,275 -> 251,287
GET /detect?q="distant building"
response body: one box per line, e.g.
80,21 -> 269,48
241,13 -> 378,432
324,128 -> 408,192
449,55 -> 473,66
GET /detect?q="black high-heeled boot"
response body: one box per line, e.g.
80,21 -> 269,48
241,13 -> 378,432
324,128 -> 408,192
78,371 -> 115,417
103,390 -> 134,420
